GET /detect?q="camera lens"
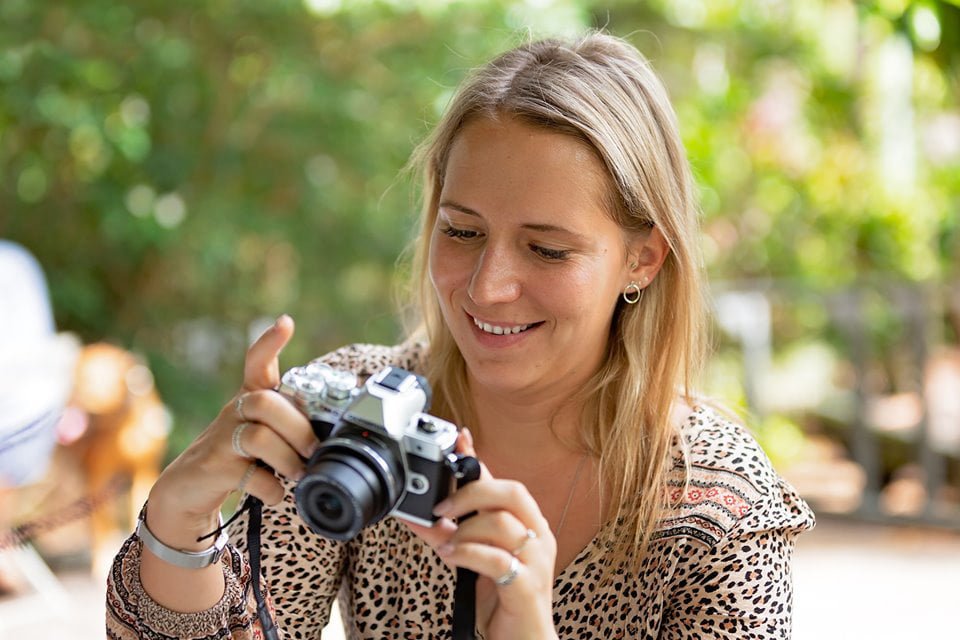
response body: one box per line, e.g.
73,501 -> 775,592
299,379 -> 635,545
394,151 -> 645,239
315,492 -> 344,521
294,442 -> 402,540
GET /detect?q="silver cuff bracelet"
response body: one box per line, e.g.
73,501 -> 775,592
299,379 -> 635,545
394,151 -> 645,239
136,511 -> 228,570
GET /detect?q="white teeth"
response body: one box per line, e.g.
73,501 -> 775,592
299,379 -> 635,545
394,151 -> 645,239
473,317 -> 531,335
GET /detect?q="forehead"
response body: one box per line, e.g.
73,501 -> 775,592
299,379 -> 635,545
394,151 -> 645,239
439,116 -> 617,229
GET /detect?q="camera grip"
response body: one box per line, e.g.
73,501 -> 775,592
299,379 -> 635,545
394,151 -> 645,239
452,454 -> 481,490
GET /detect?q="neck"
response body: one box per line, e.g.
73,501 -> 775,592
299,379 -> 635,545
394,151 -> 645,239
464,374 -> 586,473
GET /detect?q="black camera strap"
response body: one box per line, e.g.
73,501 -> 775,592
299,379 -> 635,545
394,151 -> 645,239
246,495 -> 281,640
195,492 -> 279,640
450,454 -> 482,640
453,566 -> 478,640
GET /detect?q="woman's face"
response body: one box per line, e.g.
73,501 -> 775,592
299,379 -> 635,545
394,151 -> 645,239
429,116 -> 642,398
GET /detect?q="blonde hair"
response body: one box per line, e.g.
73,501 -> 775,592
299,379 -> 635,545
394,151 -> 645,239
405,32 -> 707,573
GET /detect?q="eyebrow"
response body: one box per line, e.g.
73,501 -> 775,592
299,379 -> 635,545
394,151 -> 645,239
438,200 -> 586,239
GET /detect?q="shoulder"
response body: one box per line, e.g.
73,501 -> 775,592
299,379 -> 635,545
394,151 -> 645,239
312,339 -> 428,378
655,404 -> 815,549
679,404 -> 780,491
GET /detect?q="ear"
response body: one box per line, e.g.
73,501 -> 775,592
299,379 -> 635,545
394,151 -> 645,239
625,226 -> 669,288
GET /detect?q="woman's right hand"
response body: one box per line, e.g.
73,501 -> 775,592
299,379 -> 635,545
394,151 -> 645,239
143,314 -> 318,554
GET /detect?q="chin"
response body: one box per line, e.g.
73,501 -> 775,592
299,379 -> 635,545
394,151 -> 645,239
462,355 -> 544,395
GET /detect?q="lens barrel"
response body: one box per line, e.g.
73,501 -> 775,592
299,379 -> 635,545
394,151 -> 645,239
294,439 -> 402,540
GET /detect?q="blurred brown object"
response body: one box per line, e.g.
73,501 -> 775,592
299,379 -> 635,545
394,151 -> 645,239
63,343 -> 169,576
925,347 -> 960,453
879,464 -> 928,517
865,346 -> 960,452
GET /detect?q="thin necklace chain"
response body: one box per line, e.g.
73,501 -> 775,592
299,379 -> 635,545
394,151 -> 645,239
554,453 -> 587,541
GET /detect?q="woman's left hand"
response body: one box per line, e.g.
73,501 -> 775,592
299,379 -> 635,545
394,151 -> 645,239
405,429 -> 559,640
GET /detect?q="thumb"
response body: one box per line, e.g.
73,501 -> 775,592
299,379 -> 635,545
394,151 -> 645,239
456,427 -> 493,480
456,426 -> 476,457
243,314 -> 295,391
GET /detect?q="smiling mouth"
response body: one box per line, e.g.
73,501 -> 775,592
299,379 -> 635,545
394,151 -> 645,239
471,316 -> 541,336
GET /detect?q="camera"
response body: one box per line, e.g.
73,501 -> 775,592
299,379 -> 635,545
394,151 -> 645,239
279,362 -> 467,541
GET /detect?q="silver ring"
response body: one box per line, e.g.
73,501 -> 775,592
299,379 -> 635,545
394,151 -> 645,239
232,422 -> 253,459
512,528 -> 537,556
237,461 -> 257,493
235,394 -> 249,422
494,556 -> 520,586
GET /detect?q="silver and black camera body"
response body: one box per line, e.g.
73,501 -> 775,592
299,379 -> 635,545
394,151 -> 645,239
279,362 -> 462,541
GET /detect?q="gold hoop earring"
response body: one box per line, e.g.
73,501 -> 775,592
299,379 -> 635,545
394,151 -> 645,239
622,281 -> 642,305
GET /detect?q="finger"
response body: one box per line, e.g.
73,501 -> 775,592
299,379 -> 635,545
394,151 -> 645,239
233,421 -> 307,481
231,389 -> 317,459
240,465 -> 286,505
243,314 -> 294,392
434,479 -> 547,533
437,541 -> 531,590
403,516 -> 457,549
449,510 -> 530,550
456,427 -> 475,456
456,427 -> 492,481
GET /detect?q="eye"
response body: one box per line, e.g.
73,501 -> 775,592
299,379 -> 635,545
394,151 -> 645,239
530,244 -> 571,261
439,224 -> 481,241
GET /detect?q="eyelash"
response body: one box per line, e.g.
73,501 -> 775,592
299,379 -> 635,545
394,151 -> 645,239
531,245 -> 570,260
439,224 -> 571,261
440,225 -> 479,240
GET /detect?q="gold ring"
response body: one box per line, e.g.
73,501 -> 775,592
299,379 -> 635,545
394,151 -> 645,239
232,422 -> 253,459
237,461 -> 257,493
511,528 -> 537,556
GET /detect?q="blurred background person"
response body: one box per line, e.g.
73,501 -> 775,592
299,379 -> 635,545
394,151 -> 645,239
0,239 -> 79,592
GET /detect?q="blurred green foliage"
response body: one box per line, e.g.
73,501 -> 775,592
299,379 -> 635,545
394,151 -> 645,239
1,0 -> 958,454
601,0 -> 960,288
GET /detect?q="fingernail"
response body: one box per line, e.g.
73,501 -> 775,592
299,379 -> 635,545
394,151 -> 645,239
437,542 -> 454,557
433,499 -> 452,517
462,427 -> 473,448
434,517 -> 457,533
291,468 -> 305,482
275,314 -> 290,326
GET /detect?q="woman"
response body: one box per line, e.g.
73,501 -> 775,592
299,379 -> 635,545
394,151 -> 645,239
107,32 -> 814,639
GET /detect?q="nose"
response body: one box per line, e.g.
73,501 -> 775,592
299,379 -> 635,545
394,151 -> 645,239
467,245 -> 521,306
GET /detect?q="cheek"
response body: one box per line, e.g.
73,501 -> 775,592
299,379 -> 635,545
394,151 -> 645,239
555,264 -> 621,323
428,236 -> 464,300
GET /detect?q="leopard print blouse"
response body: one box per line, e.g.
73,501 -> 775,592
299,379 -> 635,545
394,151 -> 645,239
106,342 -> 815,639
